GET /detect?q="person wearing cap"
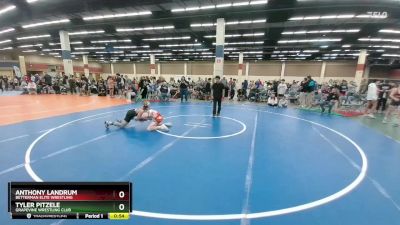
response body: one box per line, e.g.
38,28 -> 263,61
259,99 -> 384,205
212,76 -> 225,117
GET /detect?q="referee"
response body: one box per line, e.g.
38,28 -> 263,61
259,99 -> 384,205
212,76 -> 225,117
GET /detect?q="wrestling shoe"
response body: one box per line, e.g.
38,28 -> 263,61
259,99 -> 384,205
164,122 -> 173,127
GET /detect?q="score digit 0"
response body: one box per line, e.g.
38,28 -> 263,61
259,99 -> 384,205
119,191 -> 125,199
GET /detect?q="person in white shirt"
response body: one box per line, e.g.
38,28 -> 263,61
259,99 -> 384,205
277,79 -> 287,100
27,81 -> 37,95
267,96 -> 278,107
364,80 -> 380,118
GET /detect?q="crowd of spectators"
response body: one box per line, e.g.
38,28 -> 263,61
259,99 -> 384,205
1,72 -> 398,125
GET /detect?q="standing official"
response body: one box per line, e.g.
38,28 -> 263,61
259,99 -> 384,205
212,76 -> 225,117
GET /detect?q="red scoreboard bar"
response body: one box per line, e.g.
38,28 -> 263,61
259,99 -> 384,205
8,182 -> 132,220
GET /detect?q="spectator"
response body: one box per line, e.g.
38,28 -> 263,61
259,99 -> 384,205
242,79 -> 248,97
229,78 -> 236,100
4,76 -> 8,91
277,79 -> 287,99
267,96 -> 278,107
159,81 -> 170,102
27,80 -> 37,95
68,75 -> 76,94
364,80 -> 380,118
0,76 -> 3,92
205,78 -> 212,101
376,80 -> 392,113
278,96 -> 288,108
383,83 -> 400,125
221,77 -> 229,98
320,88 -> 339,114
299,78 -> 308,107
180,76 -> 189,103
305,76 -> 316,108
107,76 -> 115,98
338,80 -> 348,106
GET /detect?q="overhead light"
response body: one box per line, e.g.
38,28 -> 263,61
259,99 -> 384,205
278,38 -> 342,43
0,28 -> 15,35
216,3 -> 232,8
72,51 -> 90,54
154,53 -> 173,56
17,34 -> 51,40
116,26 -> 174,32
26,0 -> 40,3
95,51 -> 124,54
302,50 -> 319,53
191,19 -> 266,27
172,48 -> 209,52
159,43 -> 202,47
0,47 -> 12,51
250,0 -> 268,5
379,29 -> 400,34
288,13 -> 385,21
91,39 -> 131,43
171,1 -> 267,12
49,41 -> 82,45
213,41 -> 264,45
43,49 -> 62,51
83,11 -> 151,20
22,50 -> 37,53
337,14 -> 355,19
226,19 -> 266,25
0,39 -> 12,45
382,54 -> 400,57
0,5 -> 16,16
320,45 -> 329,48
359,38 -> 400,43
74,47 -> 105,50
133,50 -> 164,53
282,29 -> 360,35
342,45 -> 351,48
231,51 -> 263,54
233,2 -> 250,6
204,32 -> 264,38
68,30 -> 105,36
273,50 -> 300,53
356,14 -> 387,19
143,36 -> 191,41
48,52 -> 60,55
121,54 -> 139,57
114,45 -> 150,49
22,19 -> 70,28
18,44 -> 43,48
368,45 -> 399,49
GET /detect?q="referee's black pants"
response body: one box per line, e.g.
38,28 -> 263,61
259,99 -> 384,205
213,97 -> 222,115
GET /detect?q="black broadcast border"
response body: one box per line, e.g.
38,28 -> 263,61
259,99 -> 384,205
129,182 -> 132,213
8,182 -> 11,212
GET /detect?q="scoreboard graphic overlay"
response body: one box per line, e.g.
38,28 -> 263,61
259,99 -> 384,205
8,182 -> 132,220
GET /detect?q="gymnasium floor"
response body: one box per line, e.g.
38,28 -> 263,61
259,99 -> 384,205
0,95 -> 399,225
